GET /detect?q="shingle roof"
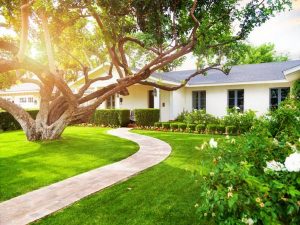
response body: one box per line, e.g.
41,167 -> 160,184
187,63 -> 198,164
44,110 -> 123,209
151,60 -> 300,85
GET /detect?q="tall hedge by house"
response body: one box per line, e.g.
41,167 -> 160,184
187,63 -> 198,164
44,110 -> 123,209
90,109 -> 130,127
0,110 -> 39,131
134,109 -> 160,126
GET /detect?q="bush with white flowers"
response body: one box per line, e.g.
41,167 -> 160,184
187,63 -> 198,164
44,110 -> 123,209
197,98 -> 300,225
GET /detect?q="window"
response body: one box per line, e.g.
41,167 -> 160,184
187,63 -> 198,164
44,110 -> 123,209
19,97 -> 27,103
28,97 -> 34,103
192,91 -> 206,110
228,89 -> 244,112
270,87 -> 290,109
106,95 -> 115,109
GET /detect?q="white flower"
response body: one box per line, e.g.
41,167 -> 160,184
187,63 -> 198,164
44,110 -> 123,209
209,138 -> 218,148
265,160 -> 286,172
228,185 -> 233,192
284,152 -> 300,172
212,213 -> 216,217
218,156 -> 222,160
225,135 -> 230,140
210,172 -> 215,176
242,217 -> 254,225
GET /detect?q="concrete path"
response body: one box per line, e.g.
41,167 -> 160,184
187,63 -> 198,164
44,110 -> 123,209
0,128 -> 171,225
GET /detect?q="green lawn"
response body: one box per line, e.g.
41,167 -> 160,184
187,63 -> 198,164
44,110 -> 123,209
35,130 -> 221,225
0,127 -> 138,202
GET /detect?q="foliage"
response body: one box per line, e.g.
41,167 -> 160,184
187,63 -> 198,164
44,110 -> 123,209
291,79 -> 300,99
0,110 -> 38,131
228,42 -> 288,65
226,125 -> 238,135
175,110 -> 190,122
178,123 -> 187,131
90,109 -> 130,127
184,110 -> 218,126
170,123 -> 179,130
187,124 -> 196,132
134,109 -> 160,127
162,122 -> 171,129
206,124 -> 217,134
154,122 -> 162,128
267,98 -> 300,142
196,124 -> 206,133
197,98 -> 300,224
223,108 -> 257,133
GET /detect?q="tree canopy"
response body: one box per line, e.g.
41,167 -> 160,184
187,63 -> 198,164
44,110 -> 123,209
228,42 -> 288,65
0,0 -> 292,140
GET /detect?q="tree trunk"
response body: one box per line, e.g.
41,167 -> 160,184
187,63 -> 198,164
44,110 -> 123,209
25,120 -> 68,141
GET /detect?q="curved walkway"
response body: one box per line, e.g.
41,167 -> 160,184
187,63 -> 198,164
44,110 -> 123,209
0,128 -> 171,225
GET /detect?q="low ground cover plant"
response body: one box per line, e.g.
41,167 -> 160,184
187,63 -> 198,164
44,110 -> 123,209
196,98 -> 300,224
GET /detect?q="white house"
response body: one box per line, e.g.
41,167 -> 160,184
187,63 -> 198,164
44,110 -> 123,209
0,60 -> 299,121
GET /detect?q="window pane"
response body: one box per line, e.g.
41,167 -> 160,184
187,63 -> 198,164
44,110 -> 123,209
228,90 -> 235,98
237,90 -> 244,98
200,91 -> 206,110
192,92 -> 198,109
228,99 -> 235,108
270,89 -> 278,99
280,88 -> 290,101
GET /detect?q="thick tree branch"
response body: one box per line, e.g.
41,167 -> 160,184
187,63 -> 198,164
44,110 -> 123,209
40,11 -> 56,73
17,0 -> 31,62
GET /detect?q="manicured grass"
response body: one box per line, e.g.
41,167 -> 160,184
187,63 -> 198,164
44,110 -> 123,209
0,127 -> 138,202
36,130 -> 221,225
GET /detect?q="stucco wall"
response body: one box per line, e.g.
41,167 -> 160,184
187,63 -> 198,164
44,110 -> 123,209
0,92 -> 40,109
118,85 -> 153,109
187,82 -> 292,117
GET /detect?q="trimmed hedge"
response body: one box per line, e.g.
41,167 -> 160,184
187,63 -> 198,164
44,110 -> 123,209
90,109 -> 130,127
207,124 -> 218,134
134,109 -> 160,127
154,122 -> 162,128
187,124 -> 196,132
226,125 -> 238,135
217,125 -> 226,134
196,124 -> 206,133
178,123 -> 187,131
170,123 -> 179,130
162,122 -> 171,129
0,110 -> 39,131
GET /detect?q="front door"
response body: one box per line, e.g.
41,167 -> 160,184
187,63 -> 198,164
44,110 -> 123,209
148,90 -> 154,108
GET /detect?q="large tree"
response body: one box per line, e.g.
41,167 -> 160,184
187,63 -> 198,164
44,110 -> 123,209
228,42 -> 288,65
0,0 -> 291,141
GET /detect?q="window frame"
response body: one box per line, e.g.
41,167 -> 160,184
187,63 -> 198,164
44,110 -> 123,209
227,89 -> 244,112
192,90 -> 206,110
269,87 -> 290,109
106,95 -> 116,109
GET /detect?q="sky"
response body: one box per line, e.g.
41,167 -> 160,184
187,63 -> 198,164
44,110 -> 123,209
180,0 -> 300,70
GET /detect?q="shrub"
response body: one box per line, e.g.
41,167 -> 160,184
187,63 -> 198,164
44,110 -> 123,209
134,109 -> 160,127
177,123 -> 187,131
196,124 -> 206,133
226,125 -> 237,134
223,109 -> 256,134
187,124 -> 196,132
175,110 -> 189,122
0,110 -> 39,131
217,124 -> 225,134
197,98 -> 300,224
184,110 -> 218,126
162,122 -> 171,129
90,109 -> 130,127
170,123 -> 179,130
206,124 -> 217,134
154,122 -> 162,128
